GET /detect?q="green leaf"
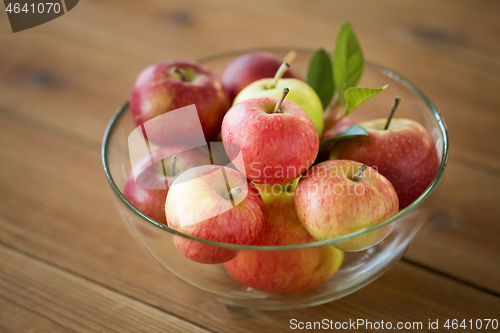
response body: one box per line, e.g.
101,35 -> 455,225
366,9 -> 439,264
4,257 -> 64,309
344,85 -> 388,116
334,22 -> 364,106
307,48 -> 334,110
319,125 -> 368,152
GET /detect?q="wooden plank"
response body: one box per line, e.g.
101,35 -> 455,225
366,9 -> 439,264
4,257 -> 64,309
0,104 -> 499,332
0,34 -> 137,144
1,240 -> 499,333
405,157 -> 500,292
0,0 -> 499,170
50,0 -> 500,65
260,262 -> 500,331
1,0 -> 499,329
0,66 -> 498,294
0,201 -> 499,333
0,297 -> 70,333
0,245 -> 211,333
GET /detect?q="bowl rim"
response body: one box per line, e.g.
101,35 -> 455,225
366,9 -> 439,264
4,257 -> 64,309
101,47 -> 449,251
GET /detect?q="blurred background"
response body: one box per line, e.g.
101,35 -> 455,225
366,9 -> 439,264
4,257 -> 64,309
0,1 -> 499,331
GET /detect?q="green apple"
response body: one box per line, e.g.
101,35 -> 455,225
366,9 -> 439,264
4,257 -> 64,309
233,65 -> 324,136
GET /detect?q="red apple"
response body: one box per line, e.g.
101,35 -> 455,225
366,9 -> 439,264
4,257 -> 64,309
222,52 -> 300,101
330,118 -> 439,209
123,145 -> 211,224
221,88 -> 319,185
130,59 -> 230,145
295,160 -> 399,251
123,173 -> 167,224
165,165 -> 264,264
224,188 -> 343,294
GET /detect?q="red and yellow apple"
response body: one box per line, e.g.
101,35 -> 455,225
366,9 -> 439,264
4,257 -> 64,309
294,160 -> 399,251
165,165 -> 264,264
130,59 -> 230,144
221,90 -> 319,185
330,118 -> 439,209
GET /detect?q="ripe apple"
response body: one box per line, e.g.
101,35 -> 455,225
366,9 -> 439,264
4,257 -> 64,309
222,52 -> 300,101
165,165 -> 264,264
330,116 -> 439,209
123,145 -> 210,224
233,65 -> 324,136
130,59 -> 230,144
124,173 -> 167,224
224,188 -> 343,294
221,88 -> 319,185
295,160 -> 399,251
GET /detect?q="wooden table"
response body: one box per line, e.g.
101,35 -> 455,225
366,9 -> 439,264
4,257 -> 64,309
1,0 -> 499,331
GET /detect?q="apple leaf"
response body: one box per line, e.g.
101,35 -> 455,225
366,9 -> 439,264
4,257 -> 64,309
344,85 -> 388,116
334,22 -> 364,106
318,125 -> 368,152
307,48 -> 334,110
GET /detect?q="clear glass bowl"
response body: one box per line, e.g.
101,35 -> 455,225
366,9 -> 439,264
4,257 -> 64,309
102,48 -> 448,310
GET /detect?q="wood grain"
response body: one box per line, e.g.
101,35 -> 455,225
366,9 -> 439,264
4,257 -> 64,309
405,157 -> 500,293
0,188 -> 499,333
0,72 -> 499,294
1,0 -> 499,330
0,102 -> 499,331
0,245 -> 211,333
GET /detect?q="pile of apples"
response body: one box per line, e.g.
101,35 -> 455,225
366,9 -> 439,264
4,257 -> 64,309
124,49 -> 439,295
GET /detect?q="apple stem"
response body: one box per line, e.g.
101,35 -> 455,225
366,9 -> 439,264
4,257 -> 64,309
170,66 -> 187,81
169,155 -> 177,177
223,187 -> 242,200
352,165 -> 367,182
267,62 -> 290,89
273,87 -> 289,113
283,50 -> 297,64
384,97 -> 402,130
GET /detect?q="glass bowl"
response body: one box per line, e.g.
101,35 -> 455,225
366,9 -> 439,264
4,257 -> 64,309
102,48 -> 448,310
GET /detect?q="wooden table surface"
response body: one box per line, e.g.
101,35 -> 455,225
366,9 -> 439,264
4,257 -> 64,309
1,0 -> 499,331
